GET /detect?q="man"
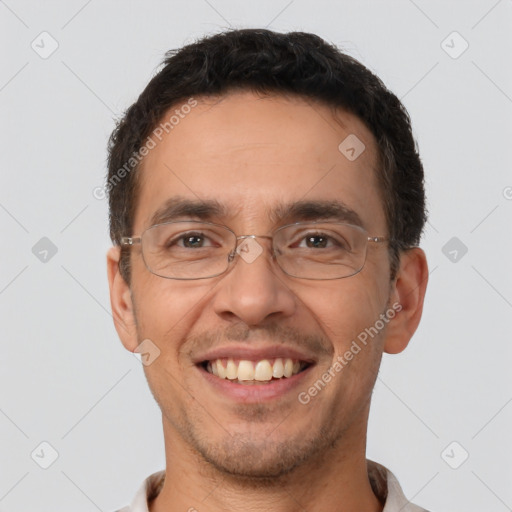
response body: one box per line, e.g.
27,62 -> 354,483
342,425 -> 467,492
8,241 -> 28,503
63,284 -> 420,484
107,28 -> 430,511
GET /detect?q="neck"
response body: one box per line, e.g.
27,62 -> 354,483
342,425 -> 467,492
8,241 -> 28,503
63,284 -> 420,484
149,416 -> 383,512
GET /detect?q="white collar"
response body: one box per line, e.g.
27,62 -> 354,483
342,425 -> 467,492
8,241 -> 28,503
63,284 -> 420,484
120,460 -> 429,512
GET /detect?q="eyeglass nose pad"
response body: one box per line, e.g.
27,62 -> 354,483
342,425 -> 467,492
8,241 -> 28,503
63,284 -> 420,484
226,240 -> 277,264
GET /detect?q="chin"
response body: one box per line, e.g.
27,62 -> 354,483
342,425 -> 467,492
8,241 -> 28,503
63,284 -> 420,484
199,438 -> 308,480
190,424 -> 341,483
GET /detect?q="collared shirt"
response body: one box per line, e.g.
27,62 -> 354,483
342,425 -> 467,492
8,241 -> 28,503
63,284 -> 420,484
116,460 -> 430,512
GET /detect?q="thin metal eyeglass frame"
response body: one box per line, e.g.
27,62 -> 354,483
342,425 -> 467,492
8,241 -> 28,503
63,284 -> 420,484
120,220 -> 389,281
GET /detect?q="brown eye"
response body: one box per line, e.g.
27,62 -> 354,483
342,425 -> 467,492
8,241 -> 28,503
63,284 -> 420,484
181,234 -> 206,248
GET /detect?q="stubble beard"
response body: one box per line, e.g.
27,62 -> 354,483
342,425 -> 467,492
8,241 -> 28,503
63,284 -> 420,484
166,397 -> 349,486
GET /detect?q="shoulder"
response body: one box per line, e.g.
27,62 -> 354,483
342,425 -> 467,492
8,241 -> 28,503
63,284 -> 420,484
112,470 -> 165,512
367,459 -> 431,512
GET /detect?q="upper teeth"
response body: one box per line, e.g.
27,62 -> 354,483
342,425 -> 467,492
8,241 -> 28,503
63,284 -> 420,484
207,358 -> 304,382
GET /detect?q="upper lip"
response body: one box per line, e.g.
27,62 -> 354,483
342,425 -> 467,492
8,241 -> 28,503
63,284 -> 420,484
193,345 -> 318,365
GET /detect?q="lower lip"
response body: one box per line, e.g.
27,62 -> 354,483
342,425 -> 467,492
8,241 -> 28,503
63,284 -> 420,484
197,364 -> 315,403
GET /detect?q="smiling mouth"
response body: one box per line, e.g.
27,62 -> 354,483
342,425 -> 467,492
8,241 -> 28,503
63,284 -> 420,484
201,358 -> 311,385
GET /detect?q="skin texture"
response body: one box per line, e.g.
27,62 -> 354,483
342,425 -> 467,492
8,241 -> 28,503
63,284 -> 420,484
107,91 -> 428,512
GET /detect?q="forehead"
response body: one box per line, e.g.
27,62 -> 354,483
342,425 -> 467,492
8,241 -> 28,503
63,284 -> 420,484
134,91 -> 385,233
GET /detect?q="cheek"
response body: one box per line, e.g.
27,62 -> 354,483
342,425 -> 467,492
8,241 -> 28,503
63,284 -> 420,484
131,281 -> 209,410
131,276 -> 212,362
319,280 -> 389,398
304,276 -> 389,354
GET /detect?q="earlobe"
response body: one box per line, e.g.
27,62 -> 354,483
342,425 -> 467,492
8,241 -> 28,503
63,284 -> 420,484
383,248 -> 429,354
106,246 -> 139,352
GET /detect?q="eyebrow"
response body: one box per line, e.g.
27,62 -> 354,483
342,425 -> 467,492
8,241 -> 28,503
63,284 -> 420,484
148,196 -> 364,230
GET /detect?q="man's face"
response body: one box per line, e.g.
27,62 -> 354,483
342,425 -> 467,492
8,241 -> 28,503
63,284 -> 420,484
121,91 -> 395,478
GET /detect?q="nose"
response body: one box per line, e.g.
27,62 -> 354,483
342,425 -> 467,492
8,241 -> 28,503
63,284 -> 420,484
211,236 -> 297,326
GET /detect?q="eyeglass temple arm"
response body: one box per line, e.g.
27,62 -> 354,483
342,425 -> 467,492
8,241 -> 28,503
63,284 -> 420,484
367,236 -> 389,243
120,237 -> 141,246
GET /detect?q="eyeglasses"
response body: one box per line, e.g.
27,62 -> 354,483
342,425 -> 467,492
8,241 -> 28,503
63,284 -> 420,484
120,220 -> 389,280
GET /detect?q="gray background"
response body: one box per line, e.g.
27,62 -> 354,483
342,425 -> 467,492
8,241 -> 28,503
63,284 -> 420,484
1,0 -> 511,511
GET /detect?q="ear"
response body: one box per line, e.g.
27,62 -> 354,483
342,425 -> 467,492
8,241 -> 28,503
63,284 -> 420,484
384,247 -> 428,354
106,246 -> 139,352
